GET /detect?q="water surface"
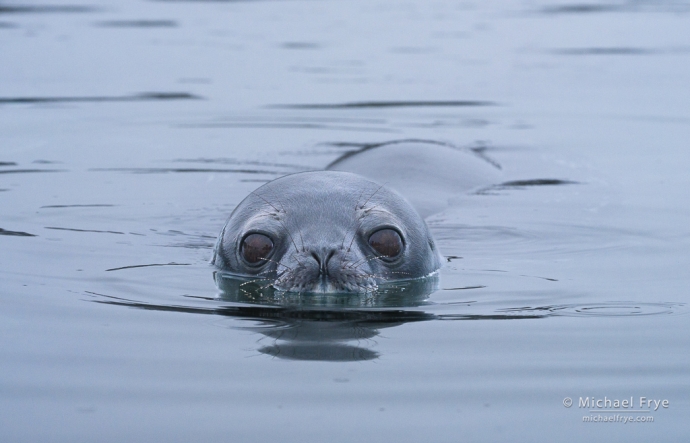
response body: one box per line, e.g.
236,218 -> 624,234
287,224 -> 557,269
1,0 -> 689,441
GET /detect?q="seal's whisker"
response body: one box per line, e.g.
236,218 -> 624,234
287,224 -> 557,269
348,271 -> 385,280
353,187 -> 367,211
239,277 -> 272,298
346,216 -> 366,253
287,251 -> 307,267
240,278 -> 272,287
348,254 -> 386,270
269,188 -> 306,253
266,193 -> 305,255
251,191 -> 283,213
360,183 -> 385,210
256,270 -> 282,280
256,268 -> 278,275
341,196 -> 366,251
258,257 -> 294,271
258,282 -> 275,290
340,223 -> 357,252
340,186 -> 369,249
342,184 -> 383,252
344,201 -> 386,254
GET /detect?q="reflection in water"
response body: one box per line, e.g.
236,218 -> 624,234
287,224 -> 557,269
89,272 -> 686,362
215,273 -> 437,361
92,274 -> 439,362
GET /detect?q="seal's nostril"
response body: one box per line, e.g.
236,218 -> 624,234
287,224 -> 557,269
324,250 -> 336,275
310,250 -> 337,275
309,251 -> 326,276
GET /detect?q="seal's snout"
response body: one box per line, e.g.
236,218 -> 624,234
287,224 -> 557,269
273,247 -> 377,294
309,248 -> 336,276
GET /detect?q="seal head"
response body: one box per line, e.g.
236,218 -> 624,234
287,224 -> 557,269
212,171 -> 442,293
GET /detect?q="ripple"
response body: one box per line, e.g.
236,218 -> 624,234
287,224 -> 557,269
0,92 -> 200,105
0,169 -> 65,174
493,178 -> 578,188
105,262 -> 191,272
172,157 -> 311,171
497,302 -> 684,318
95,20 -> 178,28
552,47 -> 656,56
540,4 -> 623,14
0,228 -> 36,237
281,42 -> 320,50
45,226 -> 125,235
40,204 -> 115,209
89,167 -> 285,175
0,5 -> 97,14
538,2 -> 690,14
271,100 -> 496,109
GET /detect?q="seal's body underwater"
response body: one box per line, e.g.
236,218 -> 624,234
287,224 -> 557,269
212,171 -> 442,293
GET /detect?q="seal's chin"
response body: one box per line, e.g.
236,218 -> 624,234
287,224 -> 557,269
287,276 -> 349,294
272,273 -> 378,294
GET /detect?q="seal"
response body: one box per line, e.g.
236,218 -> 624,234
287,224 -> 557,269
327,139 -> 502,217
212,171 -> 442,293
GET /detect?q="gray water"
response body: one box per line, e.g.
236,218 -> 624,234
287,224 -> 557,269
1,0 -> 689,441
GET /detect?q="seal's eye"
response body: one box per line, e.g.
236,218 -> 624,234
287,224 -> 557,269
368,229 -> 403,258
241,233 -> 273,264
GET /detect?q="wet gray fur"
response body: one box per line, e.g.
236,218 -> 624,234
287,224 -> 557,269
212,171 -> 442,293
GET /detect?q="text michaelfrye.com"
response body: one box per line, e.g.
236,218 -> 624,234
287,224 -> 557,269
563,396 -> 669,424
